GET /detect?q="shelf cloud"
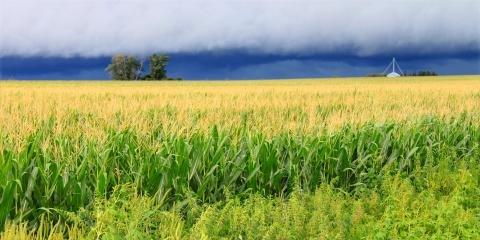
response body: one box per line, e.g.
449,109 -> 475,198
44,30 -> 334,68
1,0 -> 479,57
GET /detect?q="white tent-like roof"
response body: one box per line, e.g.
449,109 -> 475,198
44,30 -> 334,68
387,72 -> 401,78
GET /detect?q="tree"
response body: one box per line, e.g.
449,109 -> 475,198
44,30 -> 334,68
106,54 -> 141,80
147,54 -> 169,80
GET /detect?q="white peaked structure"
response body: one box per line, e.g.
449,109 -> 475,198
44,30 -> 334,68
382,58 -> 404,77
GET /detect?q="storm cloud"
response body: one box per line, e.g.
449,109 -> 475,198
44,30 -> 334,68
1,0 -> 479,57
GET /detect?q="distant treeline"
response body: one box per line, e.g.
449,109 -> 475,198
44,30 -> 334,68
404,70 -> 438,76
106,54 -> 182,81
367,70 -> 438,77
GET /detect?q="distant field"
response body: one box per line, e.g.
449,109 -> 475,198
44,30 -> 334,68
1,76 -> 480,239
1,76 -> 479,140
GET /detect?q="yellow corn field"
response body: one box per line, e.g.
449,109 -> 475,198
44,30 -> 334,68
0,76 -> 479,239
1,76 -> 479,142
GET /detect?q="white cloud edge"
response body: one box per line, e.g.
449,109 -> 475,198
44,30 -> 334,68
1,0 -> 479,57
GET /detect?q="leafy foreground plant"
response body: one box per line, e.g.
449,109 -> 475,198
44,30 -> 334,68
2,169 -> 479,240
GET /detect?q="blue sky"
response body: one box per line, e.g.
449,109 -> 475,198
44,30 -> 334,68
1,0 -> 479,80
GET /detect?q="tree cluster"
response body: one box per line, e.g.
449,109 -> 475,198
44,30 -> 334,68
404,70 -> 438,76
106,54 -> 182,80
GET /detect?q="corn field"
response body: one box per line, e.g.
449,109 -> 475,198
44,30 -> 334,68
1,76 -> 480,239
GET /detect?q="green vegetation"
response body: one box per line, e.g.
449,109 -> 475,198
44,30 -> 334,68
1,116 -> 479,239
106,53 -> 180,80
3,176 -> 479,239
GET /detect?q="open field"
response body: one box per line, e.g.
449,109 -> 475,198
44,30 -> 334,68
1,76 -> 480,239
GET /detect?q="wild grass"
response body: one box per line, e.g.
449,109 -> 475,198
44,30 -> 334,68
2,172 -> 479,239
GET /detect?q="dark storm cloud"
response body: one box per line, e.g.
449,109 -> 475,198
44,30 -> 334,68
2,53 -> 478,80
